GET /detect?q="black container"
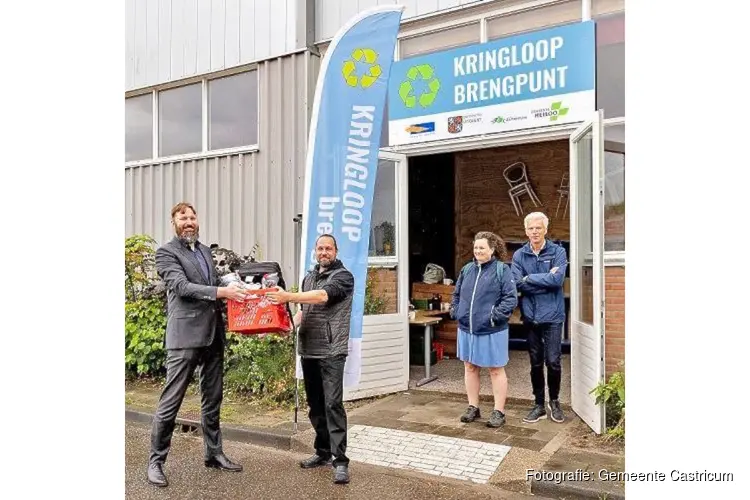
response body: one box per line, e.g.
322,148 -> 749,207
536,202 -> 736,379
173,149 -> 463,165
236,261 -> 288,289
409,326 -> 437,366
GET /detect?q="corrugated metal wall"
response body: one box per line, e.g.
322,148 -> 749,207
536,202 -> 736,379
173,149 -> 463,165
125,0 -> 302,91
315,0 -> 489,41
125,51 -> 318,284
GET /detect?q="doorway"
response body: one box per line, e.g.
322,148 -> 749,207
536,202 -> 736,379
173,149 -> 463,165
363,119 -> 608,433
405,139 -> 573,404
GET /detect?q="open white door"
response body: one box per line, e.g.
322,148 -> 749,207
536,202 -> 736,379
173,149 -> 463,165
569,110 -> 606,434
344,152 -> 410,401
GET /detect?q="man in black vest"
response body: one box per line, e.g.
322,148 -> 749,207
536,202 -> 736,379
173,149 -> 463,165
267,234 -> 355,484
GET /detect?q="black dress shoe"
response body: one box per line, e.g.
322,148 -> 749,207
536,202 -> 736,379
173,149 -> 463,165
333,464 -> 350,484
299,454 -> 332,469
204,454 -> 243,472
147,462 -> 168,487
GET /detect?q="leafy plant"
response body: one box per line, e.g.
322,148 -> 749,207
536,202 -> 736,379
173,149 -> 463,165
125,235 -> 167,377
125,298 -> 167,377
123,234 -> 304,406
379,221 -> 395,255
364,271 -> 387,315
223,332 -> 303,406
125,235 -> 158,302
591,366 -> 625,440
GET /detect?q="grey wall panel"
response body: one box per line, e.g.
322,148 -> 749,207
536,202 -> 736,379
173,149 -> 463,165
126,0 -> 303,91
125,52 -> 317,284
314,0 -> 489,41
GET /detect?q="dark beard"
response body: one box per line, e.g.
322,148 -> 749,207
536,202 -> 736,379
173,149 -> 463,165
179,232 -> 199,245
318,257 -> 333,269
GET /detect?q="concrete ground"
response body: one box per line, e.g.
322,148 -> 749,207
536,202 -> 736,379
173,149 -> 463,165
409,350 -> 572,405
292,390 -> 586,495
126,420 -> 551,500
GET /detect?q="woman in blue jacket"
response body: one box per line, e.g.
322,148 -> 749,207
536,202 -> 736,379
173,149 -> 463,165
450,231 -> 518,428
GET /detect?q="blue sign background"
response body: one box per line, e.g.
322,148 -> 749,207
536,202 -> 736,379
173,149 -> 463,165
388,21 -> 595,120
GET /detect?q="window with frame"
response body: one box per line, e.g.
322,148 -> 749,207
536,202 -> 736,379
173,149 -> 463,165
158,83 -> 202,157
604,123 -> 625,251
208,71 -> 259,149
486,0 -> 581,39
399,22 -> 480,59
368,160 -> 397,259
125,94 -> 153,162
596,12 -> 625,118
363,159 -> 399,315
125,70 -> 259,163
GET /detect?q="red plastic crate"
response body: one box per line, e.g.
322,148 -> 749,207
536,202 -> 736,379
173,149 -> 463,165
227,288 -> 292,335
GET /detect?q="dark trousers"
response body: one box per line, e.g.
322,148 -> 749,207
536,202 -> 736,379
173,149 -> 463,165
149,333 -> 224,465
301,355 -> 349,466
526,322 -> 563,405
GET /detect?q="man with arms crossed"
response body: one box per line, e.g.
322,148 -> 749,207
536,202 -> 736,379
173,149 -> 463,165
511,212 -> 568,424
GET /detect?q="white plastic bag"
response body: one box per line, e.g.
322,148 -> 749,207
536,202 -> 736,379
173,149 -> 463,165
423,263 -> 446,284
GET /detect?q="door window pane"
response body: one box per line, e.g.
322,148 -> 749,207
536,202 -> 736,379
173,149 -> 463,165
369,160 -> 396,257
159,83 -> 202,157
575,129 -> 595,325
125,94 -> 153,162
209,71 -> 258,149
596,13 -> 625,118
604,123 -> 625,251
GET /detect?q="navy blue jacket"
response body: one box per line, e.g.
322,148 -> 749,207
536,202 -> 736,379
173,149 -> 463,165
510,240 -> 567,324
450,257 -> 518,335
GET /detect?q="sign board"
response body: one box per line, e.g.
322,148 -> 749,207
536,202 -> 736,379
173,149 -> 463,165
387,21 -> 596,145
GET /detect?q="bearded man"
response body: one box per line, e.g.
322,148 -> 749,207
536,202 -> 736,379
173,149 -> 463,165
267,234 -> 355,485
146,202 -> 249,488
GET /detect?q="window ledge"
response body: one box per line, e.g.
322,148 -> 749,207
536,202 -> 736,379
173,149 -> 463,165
604,251 -> 625,266
368,258 -> 398,268
125,145 -> 259,169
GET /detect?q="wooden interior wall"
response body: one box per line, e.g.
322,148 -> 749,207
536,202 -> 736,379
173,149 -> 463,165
454,140 -> 570,273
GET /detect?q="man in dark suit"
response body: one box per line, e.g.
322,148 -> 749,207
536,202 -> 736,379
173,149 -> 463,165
147,202 -> 249,488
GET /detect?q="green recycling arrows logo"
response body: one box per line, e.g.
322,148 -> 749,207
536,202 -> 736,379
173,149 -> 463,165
398,64 -> 441,108
342,48 -> 382,89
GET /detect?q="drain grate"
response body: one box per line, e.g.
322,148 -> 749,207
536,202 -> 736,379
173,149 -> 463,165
178,423 -> 199,434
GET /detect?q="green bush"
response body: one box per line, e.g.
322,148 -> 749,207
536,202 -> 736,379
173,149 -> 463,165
224,332 -> 304,406
591,366 -> 625,440
364,271 -> 387,315
125,235 -> 167,377
125,298 -> 167,377
124,234 -> 302,406
125,234 -> 159,302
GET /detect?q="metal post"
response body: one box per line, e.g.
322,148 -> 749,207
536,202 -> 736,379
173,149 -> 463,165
416,322 -> 438,387
292,213 -> 303,433
424,324 -> 432,379
582,0 -> 591,21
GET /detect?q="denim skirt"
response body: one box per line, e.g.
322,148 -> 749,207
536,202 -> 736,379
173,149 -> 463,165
456,327 -> 509,368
